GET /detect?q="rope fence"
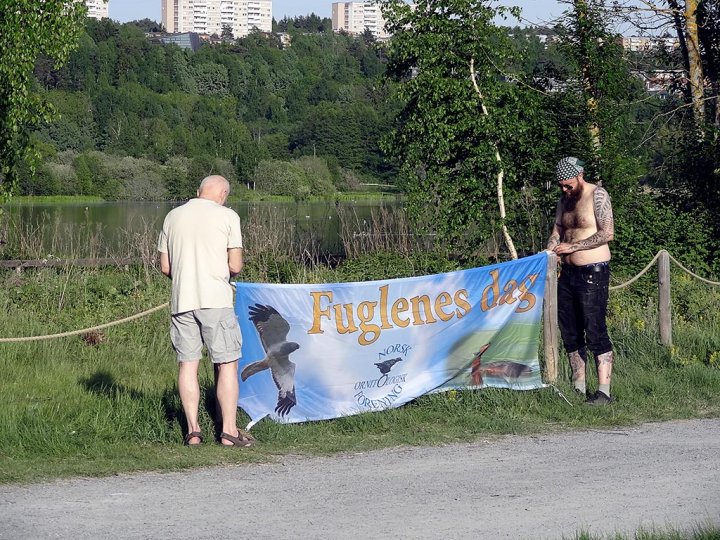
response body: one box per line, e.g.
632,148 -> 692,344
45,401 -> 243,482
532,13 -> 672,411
541,249 -> 718,383
609,250 -> 720,290
665,252 -> 720,287
1,250 -> 718,345
608,251 -> 662,291
0,303 -> 168,343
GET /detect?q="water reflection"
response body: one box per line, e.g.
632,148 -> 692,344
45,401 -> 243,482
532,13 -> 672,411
5,200 -> 400,257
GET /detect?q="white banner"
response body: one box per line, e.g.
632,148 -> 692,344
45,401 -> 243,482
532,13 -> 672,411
235,253 -> 548,425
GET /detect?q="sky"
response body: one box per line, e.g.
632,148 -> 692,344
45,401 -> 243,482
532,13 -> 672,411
108,1 -> 569,27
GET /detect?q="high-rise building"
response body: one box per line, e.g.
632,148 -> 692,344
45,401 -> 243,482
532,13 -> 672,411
161,1 -> 272,39
331,1 -> 390,40
84,0 -> 108,20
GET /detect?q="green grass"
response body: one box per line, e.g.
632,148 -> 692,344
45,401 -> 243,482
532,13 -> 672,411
1,264 -> 719,484
569,522 -> 720,539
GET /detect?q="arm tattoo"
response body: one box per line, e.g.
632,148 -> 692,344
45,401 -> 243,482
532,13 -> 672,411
593,187 -> 614,230
546,201 -> 563,250
571,187 -> 614,251
546,232 -> 560,250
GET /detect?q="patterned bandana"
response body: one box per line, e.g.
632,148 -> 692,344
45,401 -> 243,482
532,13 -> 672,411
556,157 -> 584,182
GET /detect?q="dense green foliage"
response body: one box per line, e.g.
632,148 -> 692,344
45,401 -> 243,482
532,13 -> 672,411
379,0 -> 718,273
0,0 -> 86,202
381,0 -> 558,254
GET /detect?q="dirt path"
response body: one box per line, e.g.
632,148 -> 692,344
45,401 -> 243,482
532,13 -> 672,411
2,418 -> 719,539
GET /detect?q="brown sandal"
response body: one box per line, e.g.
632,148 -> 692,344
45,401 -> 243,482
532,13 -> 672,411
220,430 -> 255,448
184,431 -> 203,446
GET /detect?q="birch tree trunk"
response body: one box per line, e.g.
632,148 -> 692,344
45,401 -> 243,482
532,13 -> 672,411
470,58 -> 518,260
669,0 -> 706,134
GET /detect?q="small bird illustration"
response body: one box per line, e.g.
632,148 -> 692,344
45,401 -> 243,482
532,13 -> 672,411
479,361 -> 532,381
241,304 -> 300,417
470,343 -> 491,386
470,343 -> 532,385
375,357 -> 402,374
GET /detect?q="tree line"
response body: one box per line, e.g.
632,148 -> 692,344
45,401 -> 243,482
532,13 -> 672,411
11,16 -> 395,200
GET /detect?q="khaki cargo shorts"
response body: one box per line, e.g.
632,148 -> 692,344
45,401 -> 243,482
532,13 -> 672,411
170,307 -> 242,364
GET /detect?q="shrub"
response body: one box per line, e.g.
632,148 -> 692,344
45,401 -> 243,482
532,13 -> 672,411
252,159 -> 311,200
162,156 -> 192,200
612,191 -> 714,278
45,163 -> 78,195
294,156 -> 337,197
73,152 -> 111,196
110,156 -> 167,200
336,251 -> 460,282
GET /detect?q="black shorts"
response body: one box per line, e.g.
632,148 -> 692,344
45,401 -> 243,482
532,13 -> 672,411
557,262 -> 613,357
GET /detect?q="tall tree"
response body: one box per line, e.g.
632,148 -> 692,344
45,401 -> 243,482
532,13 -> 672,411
558,0 -> 636,175
0,0 -> 87,202
380,0 -> 530,258
573,0 -> 602,156
622,1 -> 717,133
618,0 -> 720,264
695,0 -> 719,127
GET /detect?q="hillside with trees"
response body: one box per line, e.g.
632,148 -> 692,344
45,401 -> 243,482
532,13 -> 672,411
1,1 -> 718,272
17,17 -> 395,200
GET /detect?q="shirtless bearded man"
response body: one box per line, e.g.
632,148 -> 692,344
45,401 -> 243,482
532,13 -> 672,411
546,157 -> 615,405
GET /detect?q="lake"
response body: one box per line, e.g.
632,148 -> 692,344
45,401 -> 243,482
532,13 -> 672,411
3,199 -> 403,258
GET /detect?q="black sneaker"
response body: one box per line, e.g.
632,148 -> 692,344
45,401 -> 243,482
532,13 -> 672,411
585,390 -> 614,406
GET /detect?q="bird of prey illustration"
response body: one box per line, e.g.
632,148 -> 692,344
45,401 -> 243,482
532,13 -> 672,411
241,304 -> 300,417
375,357 -> 402,375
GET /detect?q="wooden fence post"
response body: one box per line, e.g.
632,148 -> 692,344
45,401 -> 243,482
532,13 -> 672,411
658,250 -> 672,346
543,252 -> 559,383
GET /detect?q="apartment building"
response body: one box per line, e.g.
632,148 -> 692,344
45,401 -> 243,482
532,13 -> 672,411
331,1 -> 390,41
161,1 -> 272,39
620,36 -> 680,52
84,0 -> 108,20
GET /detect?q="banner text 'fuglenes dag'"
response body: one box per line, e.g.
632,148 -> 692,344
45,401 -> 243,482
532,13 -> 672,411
306,269 -> 540,346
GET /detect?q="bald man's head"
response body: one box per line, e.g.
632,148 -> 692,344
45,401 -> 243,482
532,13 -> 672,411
197,175 -> 230,205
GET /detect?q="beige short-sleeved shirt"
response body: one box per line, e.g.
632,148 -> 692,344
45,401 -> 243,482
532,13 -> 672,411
157,198 -> 242,314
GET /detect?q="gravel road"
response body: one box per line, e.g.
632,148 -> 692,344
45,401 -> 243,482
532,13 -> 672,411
2,418 -> 719,539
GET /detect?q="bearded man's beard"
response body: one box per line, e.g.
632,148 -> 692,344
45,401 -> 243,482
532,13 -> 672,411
563,185 -> 583,208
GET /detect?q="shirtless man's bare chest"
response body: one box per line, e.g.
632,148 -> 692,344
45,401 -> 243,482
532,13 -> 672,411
549,182 -> 614,266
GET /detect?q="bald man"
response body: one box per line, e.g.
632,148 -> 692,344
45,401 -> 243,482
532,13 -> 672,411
158,175 -> 255,447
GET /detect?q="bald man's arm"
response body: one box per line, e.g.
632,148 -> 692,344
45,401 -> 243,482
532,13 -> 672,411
159,251 -> 171,278
228,247 -> 243,277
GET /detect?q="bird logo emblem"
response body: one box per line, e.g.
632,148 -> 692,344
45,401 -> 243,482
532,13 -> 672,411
375,357 -> 402,375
